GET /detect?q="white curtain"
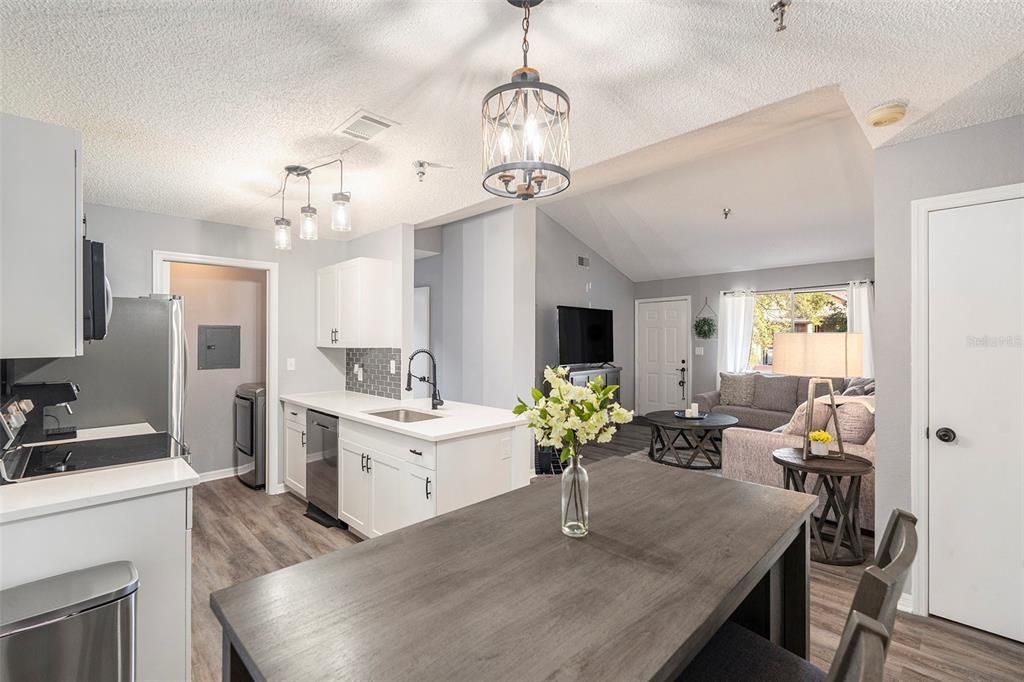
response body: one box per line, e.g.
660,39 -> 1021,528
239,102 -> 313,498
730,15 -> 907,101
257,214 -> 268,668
847,280 -> 875,378
716,290 -> 756,385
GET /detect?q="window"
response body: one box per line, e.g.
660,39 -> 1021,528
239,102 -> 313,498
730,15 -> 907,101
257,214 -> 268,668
749,288 -> 848,371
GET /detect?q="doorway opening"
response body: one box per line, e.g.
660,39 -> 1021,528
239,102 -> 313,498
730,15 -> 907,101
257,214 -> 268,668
153,252 -> 280,493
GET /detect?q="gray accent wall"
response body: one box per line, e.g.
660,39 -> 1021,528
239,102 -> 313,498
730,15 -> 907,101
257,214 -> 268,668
873,115 -> 1024,535
634,258 -> 875,396
535,210 -> 637,409
81,203 -> 350,397
413,254 -> 444,362
345,348 -> 402,399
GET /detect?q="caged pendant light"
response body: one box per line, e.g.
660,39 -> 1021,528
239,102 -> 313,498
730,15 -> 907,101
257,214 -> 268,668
482,0 -> 570,201
273,159 -> 351,248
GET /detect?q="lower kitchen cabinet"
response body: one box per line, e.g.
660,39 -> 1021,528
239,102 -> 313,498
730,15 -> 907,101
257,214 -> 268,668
368,449 -> 405,536
402,462 -> 436,527
283,420 -> 306,497
340,444 -> 371,535
339,422 -> 514,539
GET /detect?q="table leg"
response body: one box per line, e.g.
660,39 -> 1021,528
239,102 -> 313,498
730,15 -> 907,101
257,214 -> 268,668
780,521 -> 810,658
730,521 -> 810,660
222,631 -> 255,682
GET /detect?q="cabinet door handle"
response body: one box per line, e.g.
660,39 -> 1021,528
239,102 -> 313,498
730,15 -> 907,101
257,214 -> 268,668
409,449 -> 422,456
425,476 -> 431,500
290,411 -> 298,416
366,457 -> 372,473
301,431 -> 306,447
360,453 -> 366,472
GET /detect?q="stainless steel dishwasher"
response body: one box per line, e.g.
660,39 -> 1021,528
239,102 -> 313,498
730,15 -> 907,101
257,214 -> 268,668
0,561 -> 139,681
305,410 -> 342,527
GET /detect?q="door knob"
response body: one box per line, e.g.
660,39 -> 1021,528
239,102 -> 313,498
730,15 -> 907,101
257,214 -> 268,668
935,427 -> 957,443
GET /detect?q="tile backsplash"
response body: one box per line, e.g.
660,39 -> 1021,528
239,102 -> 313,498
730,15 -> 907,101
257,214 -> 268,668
345,348 -> 402,399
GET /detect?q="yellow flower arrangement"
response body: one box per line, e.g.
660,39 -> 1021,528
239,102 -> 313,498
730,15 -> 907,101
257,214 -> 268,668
808,430 -> 833,444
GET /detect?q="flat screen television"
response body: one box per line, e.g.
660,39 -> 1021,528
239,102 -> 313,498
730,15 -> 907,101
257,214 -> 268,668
557,306 -> 614,365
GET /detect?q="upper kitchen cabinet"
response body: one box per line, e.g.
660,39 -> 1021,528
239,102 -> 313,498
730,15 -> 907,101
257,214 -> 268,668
1,114 -> 84,358
316,257 -> 398,349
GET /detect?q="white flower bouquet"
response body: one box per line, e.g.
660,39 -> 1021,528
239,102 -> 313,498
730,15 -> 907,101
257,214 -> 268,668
514,366 -> 634,463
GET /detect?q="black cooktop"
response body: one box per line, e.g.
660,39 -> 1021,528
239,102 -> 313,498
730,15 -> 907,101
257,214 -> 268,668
20,432 -> 175,479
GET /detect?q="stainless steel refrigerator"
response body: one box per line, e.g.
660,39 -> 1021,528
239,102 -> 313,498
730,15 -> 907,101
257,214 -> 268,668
11,295 -> 186,445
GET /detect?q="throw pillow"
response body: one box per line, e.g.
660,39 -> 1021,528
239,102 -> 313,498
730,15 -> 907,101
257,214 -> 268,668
752,375 -> 798,413
827,402 -> 875,445
783,401 -> 832,434
844,377 -> 876,396
720,372 -> 756,406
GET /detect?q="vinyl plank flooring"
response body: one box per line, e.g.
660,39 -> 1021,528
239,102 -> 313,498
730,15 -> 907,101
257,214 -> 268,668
191,462 -> 1024,681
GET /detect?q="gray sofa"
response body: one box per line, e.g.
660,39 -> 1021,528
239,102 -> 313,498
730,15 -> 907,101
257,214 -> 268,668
695,374 -> 852,431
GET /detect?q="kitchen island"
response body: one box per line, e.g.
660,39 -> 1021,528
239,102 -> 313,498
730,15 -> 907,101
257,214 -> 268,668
279,391 -> 530,538
211,458 -> 816,680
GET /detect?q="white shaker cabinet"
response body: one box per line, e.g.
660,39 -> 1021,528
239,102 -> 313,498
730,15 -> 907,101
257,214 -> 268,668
315,257 -> 398,349
339,420 -> 513,539
315,265 -> 341,347
283,403 -> 307,497
0,113 -> 84,358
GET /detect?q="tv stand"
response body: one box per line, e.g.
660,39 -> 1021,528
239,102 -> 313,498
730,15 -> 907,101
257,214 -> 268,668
561,363 -> 622,393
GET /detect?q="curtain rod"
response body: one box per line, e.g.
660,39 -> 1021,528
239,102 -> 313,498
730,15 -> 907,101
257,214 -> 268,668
724,279 -> 873,296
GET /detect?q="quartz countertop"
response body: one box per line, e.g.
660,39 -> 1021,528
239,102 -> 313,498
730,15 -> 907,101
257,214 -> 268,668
0,456 -> 198,524
279,391 -> 525,442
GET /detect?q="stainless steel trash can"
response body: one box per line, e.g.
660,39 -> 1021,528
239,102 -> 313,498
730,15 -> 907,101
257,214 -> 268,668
0,561 -> 138,681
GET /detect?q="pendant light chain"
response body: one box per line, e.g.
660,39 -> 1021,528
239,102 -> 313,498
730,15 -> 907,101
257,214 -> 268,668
522,3 -> 530,68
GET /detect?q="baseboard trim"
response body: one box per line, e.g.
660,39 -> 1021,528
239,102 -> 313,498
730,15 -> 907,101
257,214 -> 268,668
897,592 -> 914,614
198,464 -> 253,483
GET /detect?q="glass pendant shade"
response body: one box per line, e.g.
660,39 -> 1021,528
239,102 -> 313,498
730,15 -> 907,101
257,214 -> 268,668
482,67 -> 570,200
274,217 -> 292,251
331,192 -> 352,232
299,206 -> 318,240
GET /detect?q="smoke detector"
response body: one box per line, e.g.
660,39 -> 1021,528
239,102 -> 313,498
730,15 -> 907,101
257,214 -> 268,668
866,101 -> 908,128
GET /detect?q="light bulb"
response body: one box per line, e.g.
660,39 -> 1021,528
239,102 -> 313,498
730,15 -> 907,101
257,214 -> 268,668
499,128 -> 512,164
274,217 -> 292,250
299,206 -> 318,240
524,117 -> 542,161
331,192 -> 352,232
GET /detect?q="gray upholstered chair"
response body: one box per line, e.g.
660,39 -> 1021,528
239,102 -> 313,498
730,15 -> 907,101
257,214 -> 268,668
680,509 -> 918,681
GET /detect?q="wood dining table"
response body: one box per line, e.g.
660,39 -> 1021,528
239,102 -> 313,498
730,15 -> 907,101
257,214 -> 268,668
211,458 -> 817,681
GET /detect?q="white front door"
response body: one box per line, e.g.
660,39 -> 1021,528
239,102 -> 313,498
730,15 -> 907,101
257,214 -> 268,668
928,194 -> 1024,642
636,298 -> 690,417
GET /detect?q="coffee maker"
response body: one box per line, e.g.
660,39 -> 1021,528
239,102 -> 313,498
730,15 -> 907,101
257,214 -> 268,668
12,381 -> 80,442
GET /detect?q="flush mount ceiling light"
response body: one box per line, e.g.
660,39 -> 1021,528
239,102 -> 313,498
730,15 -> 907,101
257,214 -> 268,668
866,100 -> 908,127
482,0 -> 570,201
273,159 -> 352,249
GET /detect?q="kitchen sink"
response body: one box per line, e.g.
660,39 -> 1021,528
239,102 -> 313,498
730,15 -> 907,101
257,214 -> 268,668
366,408 -> 444,423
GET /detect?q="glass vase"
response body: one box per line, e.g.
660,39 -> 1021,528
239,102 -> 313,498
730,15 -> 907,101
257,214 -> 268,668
560,454 -> 589,537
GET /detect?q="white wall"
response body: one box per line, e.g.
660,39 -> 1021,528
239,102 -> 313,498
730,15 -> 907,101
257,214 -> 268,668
83,203 -> 349,395
873,115 -> 1024,532
634,258 -> 875,395
535,210 -> 637,409
432,206 -> 535,410
169,263 -> 265,474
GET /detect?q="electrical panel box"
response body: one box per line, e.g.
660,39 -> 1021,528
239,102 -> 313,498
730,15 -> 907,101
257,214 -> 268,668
197,325 -> 241,370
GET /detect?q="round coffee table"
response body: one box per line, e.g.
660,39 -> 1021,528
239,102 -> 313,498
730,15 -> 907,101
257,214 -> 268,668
644,411 -> 738,469
772,447 -> 873,565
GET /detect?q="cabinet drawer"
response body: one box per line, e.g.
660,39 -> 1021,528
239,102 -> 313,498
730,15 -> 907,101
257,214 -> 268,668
341,419 -> 436,469
283,403 -> 306,426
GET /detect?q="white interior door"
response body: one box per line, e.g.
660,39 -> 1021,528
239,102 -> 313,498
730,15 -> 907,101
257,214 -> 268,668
412,287 -> 431,399
636,298 -> 690,416
928,195 -> 1024,642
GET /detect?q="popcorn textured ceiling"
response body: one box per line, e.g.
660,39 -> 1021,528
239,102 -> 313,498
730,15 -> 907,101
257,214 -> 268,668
1,0 -> 1021,238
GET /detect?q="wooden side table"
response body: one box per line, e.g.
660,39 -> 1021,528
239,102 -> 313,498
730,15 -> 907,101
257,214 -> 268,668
772,447 -> 873,565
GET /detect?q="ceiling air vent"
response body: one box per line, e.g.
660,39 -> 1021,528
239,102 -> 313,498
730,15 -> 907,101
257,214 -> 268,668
335,110 -> 396,142
577,255 -> 590,269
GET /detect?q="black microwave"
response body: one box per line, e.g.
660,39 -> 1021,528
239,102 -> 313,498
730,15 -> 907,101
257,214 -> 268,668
83,238 -> 110,340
